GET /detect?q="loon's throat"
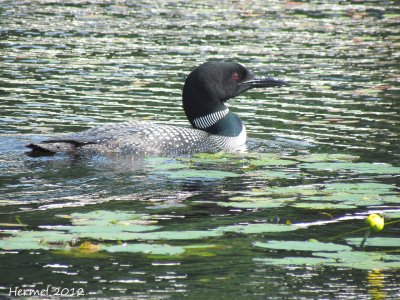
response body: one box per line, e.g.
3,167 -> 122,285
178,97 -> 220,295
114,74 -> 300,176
193,110 -> 244,137
192,107 -> 229,129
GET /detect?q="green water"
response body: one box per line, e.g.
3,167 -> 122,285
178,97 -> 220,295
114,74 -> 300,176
0,1 -> 399,299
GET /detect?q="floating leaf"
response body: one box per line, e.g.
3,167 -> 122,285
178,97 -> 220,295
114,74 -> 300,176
385,211 -> 400,219
247,170 -> 299,179
73,232 -> 141,240
301,162 -> 400,174
0,238 -> 51,250
241,196 -> 288,202
314,251 -> 400,270
187,152 -> 240,164
216,201 -> 284,209
218,195 -> 295,209
67,210 -> 154,226
60,224 -> 160,234
255,256 -> 333,267
246,153 -> 297,166
254,240 -> 352,252
104,243 -> 185,255
302,182 -> 399,207
255,251 -> 400,270
346,237 -> 400,248
291,202 -> 356,209
247,185 -> 326,197
325,182 -> 396,193
138,230 -> 220,240
0,223 -> 27,227
216,223 -> 299,234
0,230 -> 75,251
293,153 -> 359,162
59,227 -> 219,241
146,157 -> 188,170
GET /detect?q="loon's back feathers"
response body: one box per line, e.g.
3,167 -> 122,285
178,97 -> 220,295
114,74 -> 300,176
27,120 -> 246,156
27,61 -> 284,157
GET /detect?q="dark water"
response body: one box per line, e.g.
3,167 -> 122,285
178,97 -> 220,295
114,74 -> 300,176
1,1 -> 399,299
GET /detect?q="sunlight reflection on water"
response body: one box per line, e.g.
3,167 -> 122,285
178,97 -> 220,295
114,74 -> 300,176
0,0 -> 399,298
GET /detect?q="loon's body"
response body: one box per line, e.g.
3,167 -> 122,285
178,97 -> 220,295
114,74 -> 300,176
29,120 -> 246,156
27,62 -> 284,157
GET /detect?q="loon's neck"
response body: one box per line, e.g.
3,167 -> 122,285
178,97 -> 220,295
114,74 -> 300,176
192,108 -> 244,137
182,63 -> 245,138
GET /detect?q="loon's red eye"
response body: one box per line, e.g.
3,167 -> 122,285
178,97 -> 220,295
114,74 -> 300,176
232,72 -> 239,81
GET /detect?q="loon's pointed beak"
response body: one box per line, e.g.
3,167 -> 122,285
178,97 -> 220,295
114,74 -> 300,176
240,77 -> 286,89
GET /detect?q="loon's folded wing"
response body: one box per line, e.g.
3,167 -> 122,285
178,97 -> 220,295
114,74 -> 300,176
25,121 -> 165,156
26,121 -> 215,157
26,139 -> 96,156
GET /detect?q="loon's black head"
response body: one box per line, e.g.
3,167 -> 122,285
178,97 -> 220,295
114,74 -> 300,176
182,61 -> 285,130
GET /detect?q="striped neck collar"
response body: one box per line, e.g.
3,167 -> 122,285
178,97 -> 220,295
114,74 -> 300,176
192,107 -> 230,129
192,108 -> 244,138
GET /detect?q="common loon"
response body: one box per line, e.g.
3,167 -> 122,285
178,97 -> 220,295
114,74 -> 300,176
27,61 -> 285,157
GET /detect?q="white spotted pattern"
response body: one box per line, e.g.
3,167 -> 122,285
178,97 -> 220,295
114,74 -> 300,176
32,120 -> 247,157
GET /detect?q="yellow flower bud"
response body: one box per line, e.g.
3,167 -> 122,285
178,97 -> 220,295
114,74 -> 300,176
365,214 -> 384,233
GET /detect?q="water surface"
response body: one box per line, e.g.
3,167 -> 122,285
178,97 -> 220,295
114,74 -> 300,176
0,1 -> 399,299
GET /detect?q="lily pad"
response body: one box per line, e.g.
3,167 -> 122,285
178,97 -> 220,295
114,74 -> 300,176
301,162 -> 400,175
314,251 -> 400,270
293,153 -> 359,163
146,157 -> 188,170
138,230 -> 220,240
216,201 -> 284,209
346,237 -> 400,248
52,211 -> 161,240
246,185 -> 326,197
325,182 -> 396,193
0,230 -> 76,251
240,195 -> 292,201
104,243 -> 185,255
247,170 -> 299,179
385,211 -> 400,219
255,250 -> 400,270
58,224 -> 160,234
216,223 -> 299,234
56,227 -> 219,241
186,152 -> 241,164
254,256 -> 333,267
301,182 -> 399,207
291,202 -> 356,209
218,195 -> 295,209
146,154 -> 241,179
254,240 -> 352,252
65,210 -> 154,226
246,153 -> 297,166
255,251 -> 400,270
